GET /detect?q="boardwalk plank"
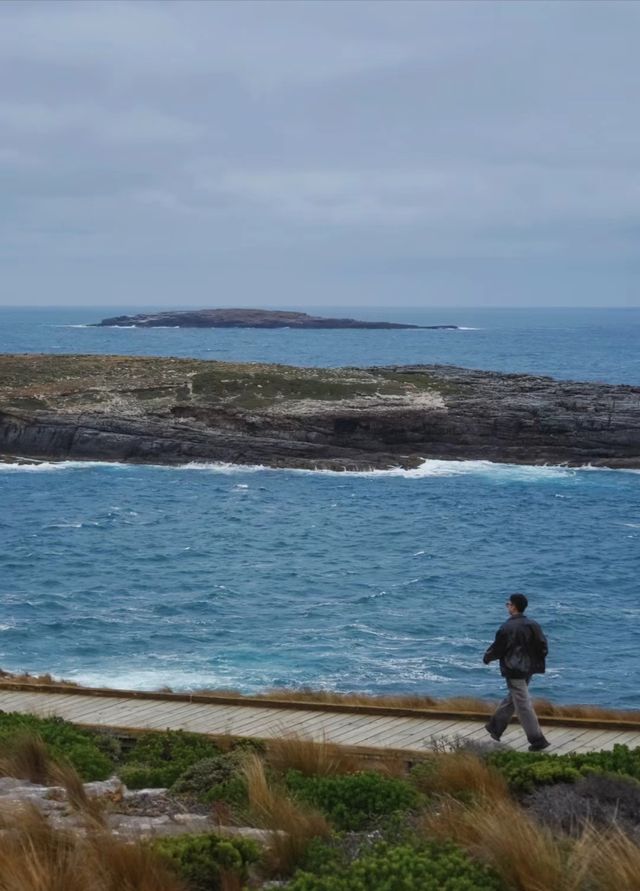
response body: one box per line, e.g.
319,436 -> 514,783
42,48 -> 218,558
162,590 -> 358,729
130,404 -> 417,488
325,716 -> 415,747
329,717 -> 428,748
0,690 -> 636,757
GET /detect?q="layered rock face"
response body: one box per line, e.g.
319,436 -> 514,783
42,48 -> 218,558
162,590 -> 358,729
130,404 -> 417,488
0,355 -> 638,470
94,308 -> 457,329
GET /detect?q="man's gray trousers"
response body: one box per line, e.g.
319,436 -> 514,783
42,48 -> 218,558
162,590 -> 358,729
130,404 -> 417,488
486,677 -> 546,744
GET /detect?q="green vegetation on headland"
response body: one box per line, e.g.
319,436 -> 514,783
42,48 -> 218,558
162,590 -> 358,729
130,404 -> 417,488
0,711 -> 639,889
1,352 -> 639,469
0,354 -> 451,411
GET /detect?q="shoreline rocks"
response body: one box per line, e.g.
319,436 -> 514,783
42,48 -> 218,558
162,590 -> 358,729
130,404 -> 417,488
0,355 -> 638,470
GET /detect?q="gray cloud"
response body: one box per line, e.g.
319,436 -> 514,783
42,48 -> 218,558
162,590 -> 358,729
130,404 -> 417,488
1,0 -> 639,306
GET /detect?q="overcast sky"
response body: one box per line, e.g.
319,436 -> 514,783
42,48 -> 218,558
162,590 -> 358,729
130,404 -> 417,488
1,0 -> 639,308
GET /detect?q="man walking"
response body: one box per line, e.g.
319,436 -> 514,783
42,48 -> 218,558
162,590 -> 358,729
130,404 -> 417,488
483,593 -> 550,751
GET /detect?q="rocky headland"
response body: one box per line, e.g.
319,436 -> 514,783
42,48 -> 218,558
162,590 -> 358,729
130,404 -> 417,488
0,354 -> 638,470
94,308 -> 458,329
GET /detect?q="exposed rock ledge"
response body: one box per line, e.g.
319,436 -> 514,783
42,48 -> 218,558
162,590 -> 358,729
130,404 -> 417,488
94,308 -> 457,329
0,354 -> 638,470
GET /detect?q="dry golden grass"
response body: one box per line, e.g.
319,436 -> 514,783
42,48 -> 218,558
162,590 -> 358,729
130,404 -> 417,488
0,734 -> 54,785
0,671 -> 79,688
257,688 -> 640,722
185,684 -> 640,723
266,733 -> 359,777
91,834 -> 187,891
425,801 -> 640,891
243,752 -> 330,876
422,797 -> 576,891
570,826 -> 640,891
49,761 -> 107,829
0,806 -> 185,891
412,751 -> 510,802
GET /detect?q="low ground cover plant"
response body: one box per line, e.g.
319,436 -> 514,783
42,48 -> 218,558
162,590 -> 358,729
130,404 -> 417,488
488,744 -> 640,794
118,729 -> 222,789
152,833 -> 261,891
286,840 -> 504,890
285,769 -> 422,831
171,751 -> 249,810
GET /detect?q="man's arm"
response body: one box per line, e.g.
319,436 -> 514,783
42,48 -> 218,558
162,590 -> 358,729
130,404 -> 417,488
483,627 -> 506,664
532,621 -> 548,658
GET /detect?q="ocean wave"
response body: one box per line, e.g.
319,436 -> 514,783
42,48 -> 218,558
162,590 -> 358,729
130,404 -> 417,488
0,460 -> 129,473
62,668 -> 244,692
1,456 -> 637,480
278,459 -> 575,481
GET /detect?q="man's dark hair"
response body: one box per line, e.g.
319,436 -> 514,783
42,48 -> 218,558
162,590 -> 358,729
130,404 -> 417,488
509,593 -> 528,613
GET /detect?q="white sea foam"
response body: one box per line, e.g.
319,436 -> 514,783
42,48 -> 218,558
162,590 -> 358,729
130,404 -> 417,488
0,460 -> 129,473
65,668 -> 246,692
307,459 -> 577,481
457,326 -> 481,330
1,456 -> 636,480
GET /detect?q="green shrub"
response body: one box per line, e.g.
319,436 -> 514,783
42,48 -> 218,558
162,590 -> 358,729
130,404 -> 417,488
172,752 -> 243,798
287,841 -> 504,890
152,832 -> 260,891
0,713 -> 113,781
120,730 -> 220,789
286,770 -> 421,831
488,744 -> 640,794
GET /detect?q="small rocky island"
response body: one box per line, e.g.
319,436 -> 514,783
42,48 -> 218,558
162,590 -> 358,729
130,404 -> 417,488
94,308 -> 458,330
0,355 -> 638,470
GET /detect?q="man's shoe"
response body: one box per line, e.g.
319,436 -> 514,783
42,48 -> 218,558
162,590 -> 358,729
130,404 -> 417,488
484,723 -> 501,742
528,739 -> 551,752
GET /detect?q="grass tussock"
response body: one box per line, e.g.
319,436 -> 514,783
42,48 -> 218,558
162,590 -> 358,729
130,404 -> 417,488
243,752 -> 330,876
422,797 -> 575,891
49,761 -> 107,829
0,806 -> 185,891
413,751 -> 510,802
571,826 -> 640,891
266,733 -> 359,778
424,796 -> 640,891
0,734 -> 54,785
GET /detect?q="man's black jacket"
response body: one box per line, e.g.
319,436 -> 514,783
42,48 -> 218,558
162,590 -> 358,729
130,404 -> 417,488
483,613 -> 548,679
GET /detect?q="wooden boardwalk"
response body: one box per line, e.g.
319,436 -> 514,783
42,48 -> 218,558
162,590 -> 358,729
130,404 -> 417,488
0,683 -> 639,757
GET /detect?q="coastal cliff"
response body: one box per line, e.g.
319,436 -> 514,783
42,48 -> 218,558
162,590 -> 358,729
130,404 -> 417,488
0,355 -> 638,470
94,308 -> 457,330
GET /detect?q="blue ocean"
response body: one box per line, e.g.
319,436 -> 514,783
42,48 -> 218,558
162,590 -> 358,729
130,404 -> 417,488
0,307 -> 638,708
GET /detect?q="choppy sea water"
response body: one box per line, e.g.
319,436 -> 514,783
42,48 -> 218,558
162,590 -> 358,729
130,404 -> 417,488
0,307 -> 639,707
0,459 -> 638,707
